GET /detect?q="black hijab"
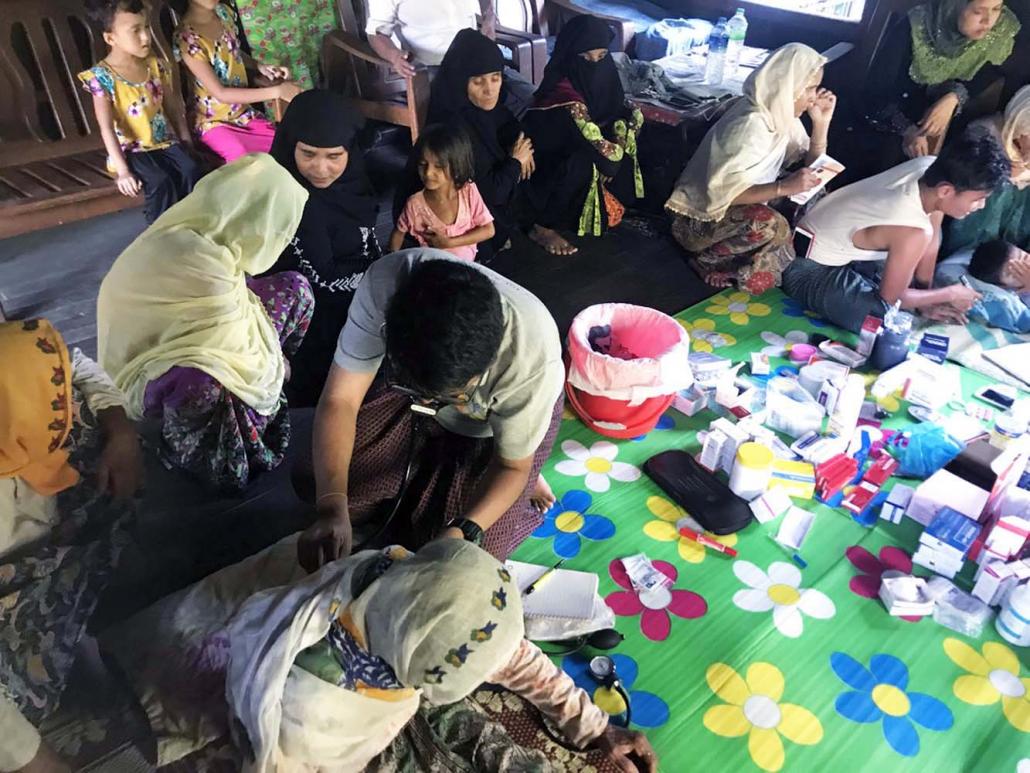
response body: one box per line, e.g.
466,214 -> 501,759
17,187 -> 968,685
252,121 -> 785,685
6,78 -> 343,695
270,89 -> 377,237
536,15 -> 624,126
428,29 -> 514,162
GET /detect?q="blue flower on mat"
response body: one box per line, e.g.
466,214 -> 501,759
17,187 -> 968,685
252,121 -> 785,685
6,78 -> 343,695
830,652 -> 953,757
532,490 -> 615,558
563,653 -> 670,728
782,297 -> 829,328
632,413 -> 676,442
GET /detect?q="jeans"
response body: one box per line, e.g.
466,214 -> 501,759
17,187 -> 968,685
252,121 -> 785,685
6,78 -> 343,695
781,257 -> 890,333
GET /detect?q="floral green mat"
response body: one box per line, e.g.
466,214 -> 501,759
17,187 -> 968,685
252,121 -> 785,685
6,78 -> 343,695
511,288 -> 1030,773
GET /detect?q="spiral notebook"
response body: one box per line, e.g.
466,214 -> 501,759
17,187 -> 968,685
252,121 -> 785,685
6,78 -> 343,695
505,560 -> 599,621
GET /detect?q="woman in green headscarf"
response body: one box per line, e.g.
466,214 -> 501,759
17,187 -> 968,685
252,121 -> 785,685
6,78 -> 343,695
858,0 -> 1020,174
102,538 -> 658,771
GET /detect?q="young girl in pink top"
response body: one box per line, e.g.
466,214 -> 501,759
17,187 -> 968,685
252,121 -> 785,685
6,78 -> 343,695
389,125 -> 495,261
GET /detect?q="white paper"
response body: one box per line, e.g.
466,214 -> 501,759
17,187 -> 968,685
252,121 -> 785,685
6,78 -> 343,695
775,506 -> 815,550
506,561 -> 599,620
789,154 -> 845,205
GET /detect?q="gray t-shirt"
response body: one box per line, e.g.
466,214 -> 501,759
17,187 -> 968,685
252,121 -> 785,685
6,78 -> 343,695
335,250 -> 564,460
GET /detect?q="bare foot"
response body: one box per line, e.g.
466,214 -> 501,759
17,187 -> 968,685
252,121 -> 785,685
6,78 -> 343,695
530,474 -> 556,514
529,225 -> 578,256
704,271 -> 736,288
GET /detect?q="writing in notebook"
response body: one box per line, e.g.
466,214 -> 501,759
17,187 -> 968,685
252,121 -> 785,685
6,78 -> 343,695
505,560 -> 599,620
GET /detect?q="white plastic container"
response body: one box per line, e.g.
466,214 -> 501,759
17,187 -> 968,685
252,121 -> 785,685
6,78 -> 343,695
990,410 -> 1026,450
729,442 -> 774,501
996,582 -> 1030,646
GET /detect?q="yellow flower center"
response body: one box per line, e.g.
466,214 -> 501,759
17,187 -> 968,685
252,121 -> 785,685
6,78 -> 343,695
871,684 -> 910,717
767,583 -> 800,606
585,457 -> 613,474
555,511 -> 584,533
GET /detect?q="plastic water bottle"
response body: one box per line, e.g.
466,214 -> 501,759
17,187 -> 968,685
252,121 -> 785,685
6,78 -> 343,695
724,9 -> 748,80
704,18 -> 728,86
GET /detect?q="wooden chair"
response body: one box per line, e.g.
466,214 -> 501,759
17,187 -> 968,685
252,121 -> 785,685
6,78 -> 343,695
323,0 -> 546,142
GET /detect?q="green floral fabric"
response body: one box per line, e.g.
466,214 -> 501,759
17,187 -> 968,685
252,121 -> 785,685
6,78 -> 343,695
236,0 -> 339,90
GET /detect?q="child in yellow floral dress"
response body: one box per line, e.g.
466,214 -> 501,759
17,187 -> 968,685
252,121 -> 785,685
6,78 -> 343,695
173,0 -> 302,162
80,0 -> 202,223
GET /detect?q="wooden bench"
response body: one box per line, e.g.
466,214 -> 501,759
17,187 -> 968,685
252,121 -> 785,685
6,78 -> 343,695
0,1 -> 197,238
1,0 -> 137,238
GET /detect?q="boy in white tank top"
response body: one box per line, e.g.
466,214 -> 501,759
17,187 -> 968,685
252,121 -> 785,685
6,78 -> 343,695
782,131 -> 1011,332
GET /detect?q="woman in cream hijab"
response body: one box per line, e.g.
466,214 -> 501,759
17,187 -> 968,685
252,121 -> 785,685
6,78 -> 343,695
103,538 -> 658,771
941,85 -> 1030,259
98,154 -> 315,491
666,43 -> 836,295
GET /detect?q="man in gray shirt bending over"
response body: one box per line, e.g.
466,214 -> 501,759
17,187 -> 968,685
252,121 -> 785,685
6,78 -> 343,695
298,250 -> 564,569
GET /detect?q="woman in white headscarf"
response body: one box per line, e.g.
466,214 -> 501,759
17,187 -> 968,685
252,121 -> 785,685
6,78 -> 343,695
941,84 -> 1030,258
102,538 -> 658,771
666,43 -> 836,295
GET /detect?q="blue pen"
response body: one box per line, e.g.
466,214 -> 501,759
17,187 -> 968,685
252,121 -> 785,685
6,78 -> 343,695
766,535 -> 807,568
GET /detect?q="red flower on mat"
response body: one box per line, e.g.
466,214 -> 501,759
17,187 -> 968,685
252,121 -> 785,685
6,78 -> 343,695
845,545 -> 921,623
744,271 -> 775,296
605,558 -> 708,641
748,206 -> 776,221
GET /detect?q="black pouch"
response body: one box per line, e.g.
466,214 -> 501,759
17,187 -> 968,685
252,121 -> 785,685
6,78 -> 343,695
644,450 -> 754,535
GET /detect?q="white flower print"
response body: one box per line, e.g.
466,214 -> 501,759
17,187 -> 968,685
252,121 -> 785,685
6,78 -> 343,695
554,439 -> 641,493
732,561 -> 835,638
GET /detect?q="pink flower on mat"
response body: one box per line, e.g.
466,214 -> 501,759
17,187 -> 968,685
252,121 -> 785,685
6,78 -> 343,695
605,558 -> 707,641
845,545 -> 921,623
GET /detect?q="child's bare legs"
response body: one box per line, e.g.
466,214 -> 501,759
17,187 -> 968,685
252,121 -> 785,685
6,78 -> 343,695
529,225 -> 578,256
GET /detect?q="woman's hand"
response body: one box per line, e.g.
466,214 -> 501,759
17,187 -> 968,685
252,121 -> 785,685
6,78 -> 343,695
807,88 -> 837,126
919,93 -> 959,139
903,126 -> 930,158
511,132 -> 535,179
782,167 -> 821,196
298,506 -> 353,573
275,81 -> 303,103
591,725 -> 658,773
96,427 -> 143,500
258,64 -> 290,81
423,229 -> 454,249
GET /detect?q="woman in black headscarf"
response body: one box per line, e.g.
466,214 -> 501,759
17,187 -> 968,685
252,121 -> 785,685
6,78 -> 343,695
269,89 -> 382,407
425,29 -> 535,259
523,15 -> 645,256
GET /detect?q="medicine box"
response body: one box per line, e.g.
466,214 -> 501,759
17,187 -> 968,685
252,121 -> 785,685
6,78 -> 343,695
749,489 -> 793,524
768,459 -> 816,499
879,483 -> 914,524
920,507 -> 981,556
673,384 -> 709,417
907,470 -> 990,526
